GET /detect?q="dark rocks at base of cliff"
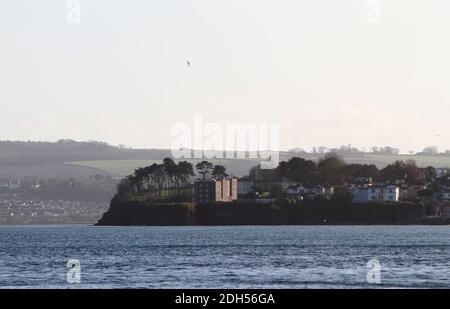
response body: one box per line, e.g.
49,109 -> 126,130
96,197 -> 191,226
97,198 -> 426,226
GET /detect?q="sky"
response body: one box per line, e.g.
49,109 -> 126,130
1,0 -> 450,153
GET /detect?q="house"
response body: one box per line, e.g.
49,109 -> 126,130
7,183 -> 21,190
383,184 -> 400,203
351,186 -> 373,204
285,183 -> 334,200
304,184 -> 324,196
323,184 -> 335,199
193,177 -> 238,204
237,177 -> 254,196
353,177 -> 373,185
439,188 -> 450,201
285,184 -> 305,195
304,184 -> 334,199
436,167 -> 449,178
351,184 -> 400,204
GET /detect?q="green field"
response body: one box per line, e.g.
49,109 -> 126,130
362,154 -> 450,167
67,160 -> 163,177
67,158 -> 260,178
67,154 -> 450,178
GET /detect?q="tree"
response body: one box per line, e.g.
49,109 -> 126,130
163,158 -> 178,196
379,160 -> 425,184
249,164 -> 276,182
420,146 -> 439,155
178,161 -> 195,186
196,161 -> 213,180
269,184 -> 283,201
212,165 -> 228,179
424,166 -> 437,182
117,177 -> 132,198
317,153 -> 346,185
374,146 -> 400,155
289,147 -> 307,154
318,146 -> 328,154
118,158 -> 196,201
339,163 -> 379,181
335,144 -> 361,154
276,157 -> 317,183
417,189 -> 433,197
358,164 -> 380,179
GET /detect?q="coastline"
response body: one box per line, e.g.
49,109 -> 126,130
96,199 -> 448,226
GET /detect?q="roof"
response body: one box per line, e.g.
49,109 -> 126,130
238,177 -> 253,182
195,179 -> 216,183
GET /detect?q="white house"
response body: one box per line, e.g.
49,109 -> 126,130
436,167 -> 449,178
285,184 -> 334,200
352,184 -> 400,204
441,188 -> 450,200
383,185 -> 400,203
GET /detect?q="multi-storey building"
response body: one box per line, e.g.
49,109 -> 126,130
351,184 -> 400,204
193,177 -> 238,204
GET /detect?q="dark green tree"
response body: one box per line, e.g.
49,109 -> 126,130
317,153 -> 346,185
196,161 -> 214,180
269,184 -> 283,201
212,165 -> 228,179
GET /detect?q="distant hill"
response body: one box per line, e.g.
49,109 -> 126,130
1,140 -> 450,179
0,140 -> 171,166
280,153 -> 450,169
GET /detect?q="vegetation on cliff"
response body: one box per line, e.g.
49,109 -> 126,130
97,154 -> 446,226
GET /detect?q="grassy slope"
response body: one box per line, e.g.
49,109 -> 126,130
67,158 -> 260,178
293,153 -> 450,168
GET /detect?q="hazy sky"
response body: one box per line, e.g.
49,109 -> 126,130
1,0 -> 450,153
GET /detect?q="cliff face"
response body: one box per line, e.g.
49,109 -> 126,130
97,198 -> 425,226
96,197 -> 192,226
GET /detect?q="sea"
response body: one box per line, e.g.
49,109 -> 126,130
0,225 -> 449,288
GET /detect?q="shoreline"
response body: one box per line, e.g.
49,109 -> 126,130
96,199 -> 450,226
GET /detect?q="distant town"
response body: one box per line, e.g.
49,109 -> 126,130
0,175 -> 115,224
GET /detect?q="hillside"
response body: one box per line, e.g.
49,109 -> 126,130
69,153 -> 450,178
1,140 -> 450,179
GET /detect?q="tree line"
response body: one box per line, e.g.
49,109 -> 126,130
114,154 -> 447,201
248,153 -> 439,186
116,159 -> 230,200
289,145 -> 450,155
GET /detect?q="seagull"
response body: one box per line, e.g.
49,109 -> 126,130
187,60 -> 190,67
